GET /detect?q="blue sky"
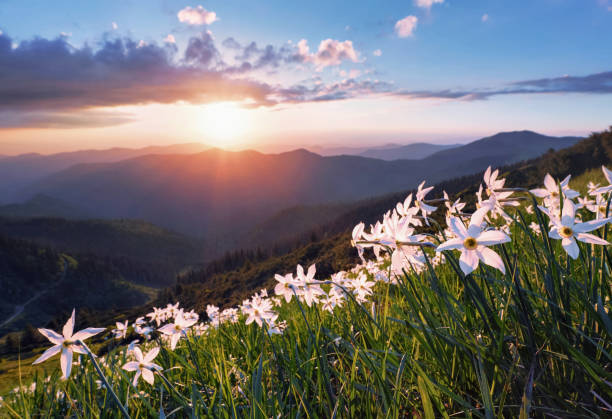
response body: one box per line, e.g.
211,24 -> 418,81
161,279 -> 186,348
0,0 -> 611,153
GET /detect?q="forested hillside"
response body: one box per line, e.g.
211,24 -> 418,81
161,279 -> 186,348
0,217 -> 205,286
0,235 -> 151,337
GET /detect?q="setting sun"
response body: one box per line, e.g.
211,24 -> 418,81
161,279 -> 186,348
200,102 -> 252,146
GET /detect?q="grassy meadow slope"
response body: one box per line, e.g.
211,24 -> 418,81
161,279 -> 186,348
0,129 -> 610,417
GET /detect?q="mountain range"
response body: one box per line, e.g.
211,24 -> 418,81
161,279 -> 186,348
0,143 -> 210,203
12,131 -> 580,242
358,142 -> 460,160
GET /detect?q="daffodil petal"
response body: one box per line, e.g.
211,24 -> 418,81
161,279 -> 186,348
576,232 -> 609,245
38,328 -> 64,345
561,237 -> 580,259
33,345 -> 61,365
478,247 -> 505,274
459,250 -> 479,275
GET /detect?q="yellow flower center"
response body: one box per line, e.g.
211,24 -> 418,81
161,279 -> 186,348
560,226 -> 573,238
62,340 -> 72,348
463,237 -> 478,250
174,325 -> 181,331
551,191 -> 559,198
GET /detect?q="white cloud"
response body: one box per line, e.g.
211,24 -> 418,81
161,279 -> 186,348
395,16 -> 418,38
60,32 -> 72,37
296,39 -> 360,70
164,34 -> 176,44
414,0 -> 443,9
373,49 -> 382,57
178,5 -> 218,25
339,69 -> 361,78
481,14 -> 489,22
111,22 -> 118,30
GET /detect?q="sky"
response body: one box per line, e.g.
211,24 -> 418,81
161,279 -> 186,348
0,0 -> 611,154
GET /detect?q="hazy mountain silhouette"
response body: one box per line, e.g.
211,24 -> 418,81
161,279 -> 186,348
307,143 -> 403,156
359,142 -> 461,160
0,143 -> 210,202
19,131 -> 580,239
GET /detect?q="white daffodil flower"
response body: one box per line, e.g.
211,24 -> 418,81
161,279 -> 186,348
444,190 -> 466,218
242,296 -> 277,327
483,166 -> 508,198
112,320 -> 128,340
548,198 -> 611,259
33,309 -> 105,380
158,313 -> 197,350
593,166 -> 612,195
436,207 -> 511,275
122,346 -> 162,386
146,307 -> 164,326
530,173 -> 579,209
350,272 -> 376,303
584,192 -> 610,220
396,193 -> 420,220
274,272 -> 299,303
294,264 -> 325,307
414,181 -> 437,224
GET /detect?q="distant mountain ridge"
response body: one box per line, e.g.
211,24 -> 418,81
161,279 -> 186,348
359,142 -> 461,160
17,131 -> 581,241
0,142 -> 210,203
307,143 -> 403,156
425,130 -> 581,163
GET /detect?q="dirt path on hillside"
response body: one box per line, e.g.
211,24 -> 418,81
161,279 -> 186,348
0,260 -> 69,328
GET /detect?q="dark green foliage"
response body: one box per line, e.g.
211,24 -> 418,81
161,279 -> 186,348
0,194 -> 89,219
0,235 -> 149,339
0,217 -> 205,286
0,235 -> 64,319
164,231 -> 358,310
